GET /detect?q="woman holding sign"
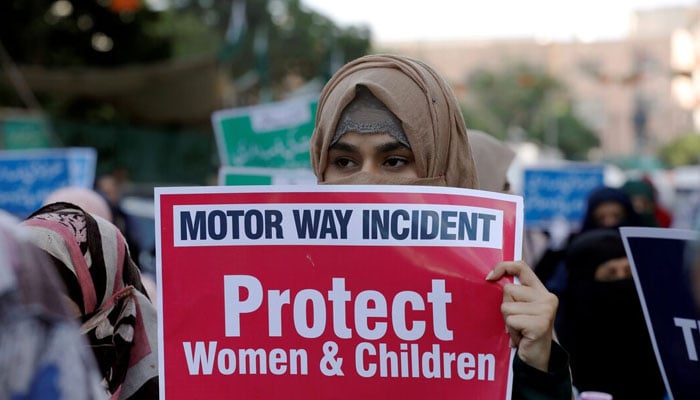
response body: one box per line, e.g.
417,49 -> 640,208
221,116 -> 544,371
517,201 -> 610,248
310,54 -> 571,399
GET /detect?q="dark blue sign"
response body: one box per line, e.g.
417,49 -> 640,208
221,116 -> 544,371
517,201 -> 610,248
0,148 -> 96,218
523,164 -> 604,229
621,227 -> 700,400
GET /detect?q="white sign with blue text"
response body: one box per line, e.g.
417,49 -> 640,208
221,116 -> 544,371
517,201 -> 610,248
0,147 -> 97,218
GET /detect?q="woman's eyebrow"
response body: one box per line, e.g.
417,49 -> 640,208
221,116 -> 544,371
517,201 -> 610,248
377,140 -> 409,153
329,142 -> 358,152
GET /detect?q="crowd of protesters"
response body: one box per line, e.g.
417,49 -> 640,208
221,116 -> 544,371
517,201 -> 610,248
0,54 -> 698,400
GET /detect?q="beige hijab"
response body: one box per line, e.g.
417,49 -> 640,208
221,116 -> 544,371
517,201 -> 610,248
468,130 -> 516,192
310,54 -> 477,189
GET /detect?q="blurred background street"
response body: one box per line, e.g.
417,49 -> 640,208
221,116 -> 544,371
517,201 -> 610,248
1,0 -> 700,276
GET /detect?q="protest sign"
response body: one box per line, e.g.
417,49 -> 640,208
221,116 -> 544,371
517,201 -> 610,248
212,95 -> 317,168
156,185 -> 522,399
0,147 -> 96,218
620,227 -> 700,400
218,166 -> 317,186
522,163 -> 604,230
0,112 -> 54,149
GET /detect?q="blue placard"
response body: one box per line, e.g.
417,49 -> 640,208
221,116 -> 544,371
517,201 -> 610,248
621,227 -> 700,400
522,164 -> 604,230
0,147 -> 97,218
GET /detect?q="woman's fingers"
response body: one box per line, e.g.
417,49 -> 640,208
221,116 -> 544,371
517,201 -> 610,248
487,260 -> 557,372
486,261 -> 547,291
502,284 -> 558,311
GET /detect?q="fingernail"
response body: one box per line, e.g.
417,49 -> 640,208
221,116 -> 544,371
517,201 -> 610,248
485,270 -> 494,280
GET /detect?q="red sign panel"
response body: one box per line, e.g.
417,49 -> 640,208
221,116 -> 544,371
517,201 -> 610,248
156,185 -> 523,399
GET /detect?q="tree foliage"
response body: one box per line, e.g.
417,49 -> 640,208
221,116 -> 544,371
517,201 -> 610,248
152,0 -> 371,102
0,0 -> 172,66
0,0 -> 371,183
659,133 -> 700,167
462,64 -> 598,160
0,0 -> 371,112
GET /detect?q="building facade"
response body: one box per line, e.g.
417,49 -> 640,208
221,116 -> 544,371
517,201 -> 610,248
377,6 -> 697,159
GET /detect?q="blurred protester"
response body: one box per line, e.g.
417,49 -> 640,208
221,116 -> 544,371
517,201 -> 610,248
641,176 -> 673,227
535,186 -> 643,291
0,211 -> 105,399
621,178 -> 672,228
44,185 -> 159,304
468,129 -> 549,266
310,54 -> 571,399
97,173 -> 142,259
469,129 -> 516,193
672,191 -> 700,231
686,219 -> 700,313
44,186 -> 113,222
557,229 -> 665,400
578,186 -> 643,232
21,202 -> 158,399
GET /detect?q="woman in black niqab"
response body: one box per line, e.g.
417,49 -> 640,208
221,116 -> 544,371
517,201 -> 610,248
557,229 -> 665,400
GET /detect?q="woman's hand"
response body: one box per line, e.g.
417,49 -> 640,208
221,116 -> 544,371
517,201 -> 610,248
486,261 -> 558,372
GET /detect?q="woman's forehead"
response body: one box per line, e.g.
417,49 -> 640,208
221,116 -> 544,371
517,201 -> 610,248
332,85 -> 410,148
332,131 -> 411,149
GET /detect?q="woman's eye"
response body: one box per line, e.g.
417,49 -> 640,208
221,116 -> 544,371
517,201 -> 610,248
334,158 -> 356,168
384,157 -> 408,168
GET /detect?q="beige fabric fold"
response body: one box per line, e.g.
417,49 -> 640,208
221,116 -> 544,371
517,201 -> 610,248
310,54 -> 477,189
468,129 -> 516,192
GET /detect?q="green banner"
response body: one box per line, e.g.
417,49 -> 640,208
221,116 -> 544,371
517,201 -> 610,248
1,113 -> 53,149
218,166 -> 316,186
212,95 -> 318,168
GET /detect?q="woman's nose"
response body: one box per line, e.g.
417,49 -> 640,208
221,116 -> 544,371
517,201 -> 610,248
360,161 -> 379,175
616,263 -> 632,280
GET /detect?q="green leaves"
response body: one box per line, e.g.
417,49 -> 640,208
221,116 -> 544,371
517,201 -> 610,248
463,64 -> 598,160
660,133 -> 700,167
